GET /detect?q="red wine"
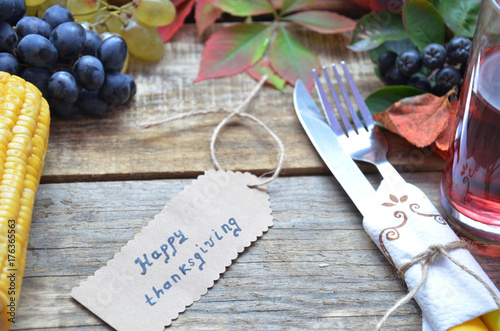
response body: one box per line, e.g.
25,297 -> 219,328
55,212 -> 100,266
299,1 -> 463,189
441,47 -> 500,226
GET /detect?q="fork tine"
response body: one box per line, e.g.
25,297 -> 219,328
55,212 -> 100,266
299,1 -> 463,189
341,61 -> 375,128
331,64 -> 365,133
321,66 -> 354,134
312,69 -> 344,136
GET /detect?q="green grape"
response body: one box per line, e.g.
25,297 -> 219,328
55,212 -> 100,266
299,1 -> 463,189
37,0 -> 67,17
25,0 -> 45,7
105,13 -> 126,33
67,0 -> 99,22
132,0 -> 175,27
25,5 -> 40,15
120,19 -> 164,62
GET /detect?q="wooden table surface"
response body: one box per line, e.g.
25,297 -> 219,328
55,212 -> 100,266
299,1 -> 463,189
14,22 -> 500,331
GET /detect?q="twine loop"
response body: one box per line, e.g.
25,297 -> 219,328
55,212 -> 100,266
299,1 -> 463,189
377,240 -> 500,330
141,75 -> 285,190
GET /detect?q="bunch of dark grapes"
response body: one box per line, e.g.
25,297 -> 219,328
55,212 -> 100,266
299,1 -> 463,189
378,37 -> 472,96
0,0 -> 136,119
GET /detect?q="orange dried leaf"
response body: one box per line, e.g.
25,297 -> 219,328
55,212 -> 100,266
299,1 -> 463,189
373,90 -> 457,148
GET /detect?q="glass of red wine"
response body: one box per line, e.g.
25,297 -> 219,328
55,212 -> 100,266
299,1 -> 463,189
441,0 -> 500,245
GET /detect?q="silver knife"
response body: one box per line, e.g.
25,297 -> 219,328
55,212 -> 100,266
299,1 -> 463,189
293,79 -> 375,216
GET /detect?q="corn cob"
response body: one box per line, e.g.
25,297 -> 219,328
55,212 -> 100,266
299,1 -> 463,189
0,71 -> 50,330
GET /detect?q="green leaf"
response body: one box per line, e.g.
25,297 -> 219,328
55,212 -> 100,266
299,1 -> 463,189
403,0 -> 445,51
283,10 -> 356,34
280,0 -> 314,15
212,0 -> 275,17
195,23 -> 272,82
368,39 -> 417,62
270,25 -> 320,90
365,86 -> 425,115
247,60 -> 286,90
438,0 -> 480,38
348,11 -> 409,52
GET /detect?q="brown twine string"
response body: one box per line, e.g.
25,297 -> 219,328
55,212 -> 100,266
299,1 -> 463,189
140,75 -> 285,190
376,240 -> 500,330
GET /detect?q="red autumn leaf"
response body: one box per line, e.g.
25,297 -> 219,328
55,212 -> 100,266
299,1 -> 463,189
195,23 -> 272,82
370,0 -> 403,13
247,60 -> 286,90
158,0 -> 196,42
195,0 -> 224,37
270,25 -> 320,91
373,90 -> 457,148
283,10 -> 356,34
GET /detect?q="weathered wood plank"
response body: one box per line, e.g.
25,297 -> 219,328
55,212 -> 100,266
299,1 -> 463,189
41,23 -> 444,183
12,173 -> 499,330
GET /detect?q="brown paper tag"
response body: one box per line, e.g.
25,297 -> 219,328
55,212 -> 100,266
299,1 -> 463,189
71,170 -> 273,330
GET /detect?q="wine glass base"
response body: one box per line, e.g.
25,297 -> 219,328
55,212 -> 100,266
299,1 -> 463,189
440,184 -> 500,246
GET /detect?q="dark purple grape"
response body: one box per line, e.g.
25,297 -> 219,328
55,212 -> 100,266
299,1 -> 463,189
5,0 -> 25,26
123,74 -> 136,103
41,5 -> 74,30
97,36 -> 128,72
16,16 -> 52,40
0,52 -> 19,75
48,71 -> 79,103
73,55 -> 105,91
0,0 -> 15,21
48,98 -> 78,119
50,22 -> 86,61
0,22 -> 17,53
78,89 -> 107,117
17,34 -> 58,67
82,29 -> 102,56
21,67 -> 51,98
100,72 -> 130,105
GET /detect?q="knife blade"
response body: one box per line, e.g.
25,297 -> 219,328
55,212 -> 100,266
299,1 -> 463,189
293,79 -> 375,216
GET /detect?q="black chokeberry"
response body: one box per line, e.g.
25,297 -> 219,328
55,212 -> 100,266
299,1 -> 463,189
385,66 -> 409,85
408,75 -> 432,92
446,37 -> 472,64
422,43 -> 446,69
396,50 -> 422,76
435,66 -> 462,91
378,51 -> 397,77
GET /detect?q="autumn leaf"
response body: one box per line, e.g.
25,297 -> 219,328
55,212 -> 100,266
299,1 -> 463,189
211,0 -> 275,16
373,90 -> 458,148
158,0 -> 195,42
283,10 -> 356,34
247,60 -> 286,90
270,25 -> 320,91
195,23 -> 272,82
279,0 -> 315,15
195,0 -> 224,37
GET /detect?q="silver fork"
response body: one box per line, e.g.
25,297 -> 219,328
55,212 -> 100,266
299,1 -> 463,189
312,61 -> 404,184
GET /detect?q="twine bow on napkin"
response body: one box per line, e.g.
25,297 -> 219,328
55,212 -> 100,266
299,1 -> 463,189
362,179 -> 500,331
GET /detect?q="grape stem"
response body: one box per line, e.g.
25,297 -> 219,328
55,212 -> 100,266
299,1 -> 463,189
84,0 -> 134,28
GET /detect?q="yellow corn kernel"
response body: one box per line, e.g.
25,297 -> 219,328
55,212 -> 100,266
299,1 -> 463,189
0,72 -> 50,330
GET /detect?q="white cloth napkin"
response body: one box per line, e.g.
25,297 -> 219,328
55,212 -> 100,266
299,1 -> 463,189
363,179 -> 499,331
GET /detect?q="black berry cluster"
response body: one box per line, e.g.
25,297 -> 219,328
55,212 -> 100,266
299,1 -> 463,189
378,37 -> 472,96
0,0 -> 136,119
